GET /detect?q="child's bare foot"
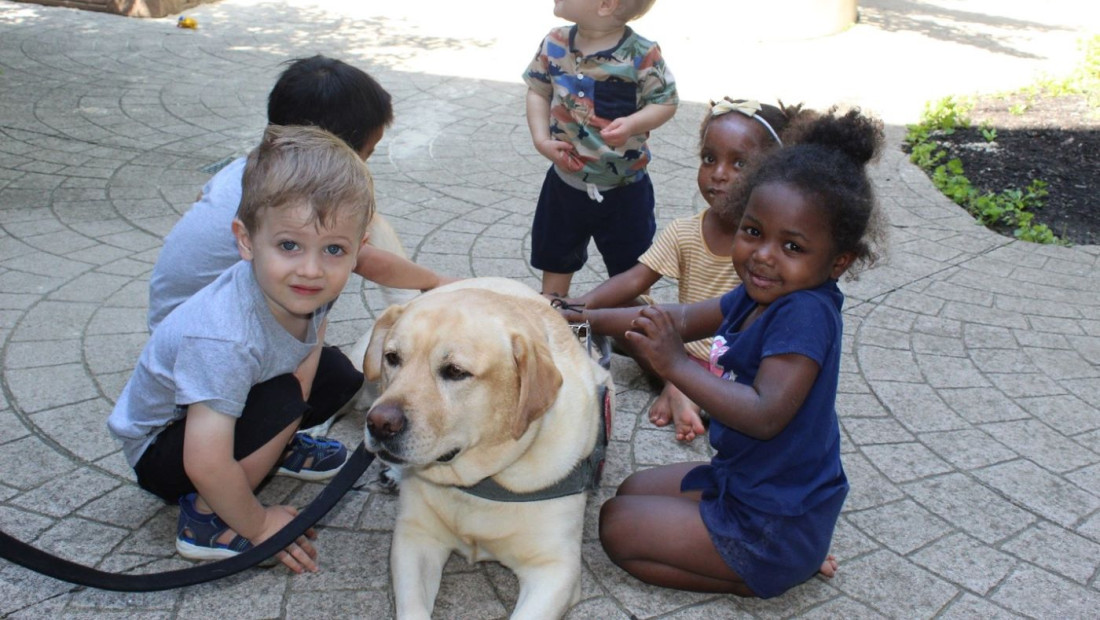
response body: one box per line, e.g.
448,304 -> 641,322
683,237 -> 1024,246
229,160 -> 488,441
648,390 -> 674,427
818,555 -> 838,579
650,383 -> 705,442
671,403 -> 706,443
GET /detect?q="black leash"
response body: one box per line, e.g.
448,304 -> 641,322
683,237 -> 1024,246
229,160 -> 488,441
0,443 -> 374,592
547,296 -> 586,314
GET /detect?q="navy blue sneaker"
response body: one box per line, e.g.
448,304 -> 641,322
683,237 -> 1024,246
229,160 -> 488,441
276,433 -> 349,481
175,493 -> 252,561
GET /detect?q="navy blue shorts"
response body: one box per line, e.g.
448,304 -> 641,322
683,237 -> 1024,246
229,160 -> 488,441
530,167 -> 656,277
134,345 -> 363,503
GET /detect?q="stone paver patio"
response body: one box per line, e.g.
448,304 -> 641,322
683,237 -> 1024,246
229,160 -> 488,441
1,1 -> 1098,617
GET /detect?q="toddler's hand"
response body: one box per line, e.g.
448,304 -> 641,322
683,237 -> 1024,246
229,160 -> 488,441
536,139 -> 585,172
600,118 -> 634,148
255,505 -> 319,574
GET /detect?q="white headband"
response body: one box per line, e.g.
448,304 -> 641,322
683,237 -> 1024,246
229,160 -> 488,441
711,99 -> 783,146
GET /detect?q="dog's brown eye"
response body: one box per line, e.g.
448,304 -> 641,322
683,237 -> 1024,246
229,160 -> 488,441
384,351 -> 401,367
440,363 -> 470,381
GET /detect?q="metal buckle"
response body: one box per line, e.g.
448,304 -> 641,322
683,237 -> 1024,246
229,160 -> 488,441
570,321 -> 592,348
570,321 -> 611,370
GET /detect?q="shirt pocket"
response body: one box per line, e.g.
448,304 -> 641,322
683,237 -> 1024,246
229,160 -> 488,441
593,79 -> 637,121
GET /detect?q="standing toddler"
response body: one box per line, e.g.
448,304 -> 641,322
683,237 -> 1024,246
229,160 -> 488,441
524,0 -> 678,298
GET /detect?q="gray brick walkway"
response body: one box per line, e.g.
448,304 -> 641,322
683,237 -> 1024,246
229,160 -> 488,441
1,1 -> 1098,617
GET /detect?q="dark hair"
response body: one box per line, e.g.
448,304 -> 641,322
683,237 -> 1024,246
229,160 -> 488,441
698,98 -> 808,149
731,106 -> 887,277
267,55 -> 394,153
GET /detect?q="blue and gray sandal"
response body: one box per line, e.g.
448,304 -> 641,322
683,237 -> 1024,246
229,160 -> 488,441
276,433 -> 349,481
175,493 -> 253,561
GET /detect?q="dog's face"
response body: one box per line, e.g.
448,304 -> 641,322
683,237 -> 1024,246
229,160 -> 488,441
363,289 -> 562,483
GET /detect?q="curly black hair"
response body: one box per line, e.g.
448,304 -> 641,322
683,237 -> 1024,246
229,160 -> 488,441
726,106 -> 888,277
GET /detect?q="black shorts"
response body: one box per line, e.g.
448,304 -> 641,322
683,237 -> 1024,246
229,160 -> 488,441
529,167 -> 656,277
133,345 -> 363,503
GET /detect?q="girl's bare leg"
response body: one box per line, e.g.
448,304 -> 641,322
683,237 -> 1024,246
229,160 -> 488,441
613,465 -> 837,593
600,489 -> 752,594
616,462 -> 703,497
602,463 -> 752,593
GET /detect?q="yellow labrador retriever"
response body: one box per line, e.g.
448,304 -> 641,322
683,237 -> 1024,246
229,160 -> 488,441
362,277 -> 612,620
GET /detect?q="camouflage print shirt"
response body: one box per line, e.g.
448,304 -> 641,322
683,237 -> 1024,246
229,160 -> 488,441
524,25 -> 678,188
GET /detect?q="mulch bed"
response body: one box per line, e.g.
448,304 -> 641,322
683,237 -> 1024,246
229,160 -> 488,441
926,93 -> 1099,246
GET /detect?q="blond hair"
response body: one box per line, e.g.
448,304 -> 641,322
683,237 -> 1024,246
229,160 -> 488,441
238,125 -> 374,235
617,0 -> 657,21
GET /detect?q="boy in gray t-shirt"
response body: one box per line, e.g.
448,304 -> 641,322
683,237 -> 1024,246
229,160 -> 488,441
146,54 -> 453,333
108,125 -> 373,573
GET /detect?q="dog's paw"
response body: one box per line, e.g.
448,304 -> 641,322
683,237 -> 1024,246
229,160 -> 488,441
369,464 -> 402,494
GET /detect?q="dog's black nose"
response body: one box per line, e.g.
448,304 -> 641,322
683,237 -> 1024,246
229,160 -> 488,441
366,402 -> 406,440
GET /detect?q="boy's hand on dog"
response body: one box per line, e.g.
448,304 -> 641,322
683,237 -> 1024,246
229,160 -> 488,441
256,505 -> 319,574
624,306 -> 688,377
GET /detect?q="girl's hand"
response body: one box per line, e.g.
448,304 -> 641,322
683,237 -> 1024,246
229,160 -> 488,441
623,305 -> 688,377
535,139 -> 585,172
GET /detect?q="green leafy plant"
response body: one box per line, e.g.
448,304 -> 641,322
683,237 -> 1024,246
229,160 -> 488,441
904,36 -> 1100,245
922,96 -> 972,133
904,98 -> 1066,245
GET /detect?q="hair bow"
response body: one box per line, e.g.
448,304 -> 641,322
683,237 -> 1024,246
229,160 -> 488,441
711,99 -> 762,118
709,98 -> 782,146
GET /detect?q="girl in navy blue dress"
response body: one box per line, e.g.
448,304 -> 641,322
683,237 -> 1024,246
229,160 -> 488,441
576,107 -> 887,597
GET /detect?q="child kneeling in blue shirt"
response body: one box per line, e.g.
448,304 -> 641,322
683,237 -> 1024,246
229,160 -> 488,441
108,125 -> 373,573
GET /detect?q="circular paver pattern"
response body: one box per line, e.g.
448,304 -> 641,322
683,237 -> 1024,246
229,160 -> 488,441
1,1 -> 1098,618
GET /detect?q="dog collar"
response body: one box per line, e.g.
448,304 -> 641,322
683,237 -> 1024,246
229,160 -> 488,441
458,384 -> 611,503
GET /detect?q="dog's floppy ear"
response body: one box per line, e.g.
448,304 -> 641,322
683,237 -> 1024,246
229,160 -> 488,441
364,305 -> 404,382
510,331 -> 563,440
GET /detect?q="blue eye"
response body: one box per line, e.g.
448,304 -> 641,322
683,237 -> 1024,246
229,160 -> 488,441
279,240 -> 298,251
324,244 -> 346,256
